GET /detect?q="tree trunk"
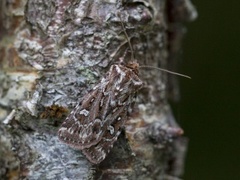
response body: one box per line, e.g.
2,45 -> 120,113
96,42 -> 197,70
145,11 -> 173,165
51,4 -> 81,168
0,0 -> 197,179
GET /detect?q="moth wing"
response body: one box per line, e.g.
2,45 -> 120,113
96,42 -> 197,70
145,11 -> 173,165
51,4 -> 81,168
82,109 -> 127,164
58,87 -> 106,149
58,84 -> 128,150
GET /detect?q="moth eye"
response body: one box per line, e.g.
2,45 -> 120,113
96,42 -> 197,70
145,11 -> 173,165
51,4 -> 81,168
90,98 -> 95,102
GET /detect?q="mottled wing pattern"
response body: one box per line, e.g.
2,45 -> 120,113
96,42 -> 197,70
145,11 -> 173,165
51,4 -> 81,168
58,87 -> 106,149
58,63 -> 143,163
82,109 -> 127,164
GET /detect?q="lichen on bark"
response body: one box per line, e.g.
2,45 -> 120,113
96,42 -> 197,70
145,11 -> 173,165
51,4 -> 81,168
0,0 -> 197,179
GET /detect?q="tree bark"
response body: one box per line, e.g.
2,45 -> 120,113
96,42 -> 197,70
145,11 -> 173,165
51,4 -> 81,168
0,0 -> 197,179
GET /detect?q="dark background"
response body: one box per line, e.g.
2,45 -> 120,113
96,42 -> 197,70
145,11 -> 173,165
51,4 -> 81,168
174,1 -> 240,179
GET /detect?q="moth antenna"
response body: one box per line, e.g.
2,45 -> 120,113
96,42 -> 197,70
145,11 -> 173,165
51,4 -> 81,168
117,13 -> 191,79
140,66 -> 191,79
118,13 -> 134,62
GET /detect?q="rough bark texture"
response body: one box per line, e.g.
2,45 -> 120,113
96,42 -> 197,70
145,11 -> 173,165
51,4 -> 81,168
0,0 -> 197,179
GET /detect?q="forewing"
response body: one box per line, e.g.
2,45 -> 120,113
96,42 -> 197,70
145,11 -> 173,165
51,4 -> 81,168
82,108 -> 128,164
58,86 -> 106,149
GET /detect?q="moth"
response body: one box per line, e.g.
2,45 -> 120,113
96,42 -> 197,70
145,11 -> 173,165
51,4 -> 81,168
58,13 -> 190,164
58,62 -> 143,164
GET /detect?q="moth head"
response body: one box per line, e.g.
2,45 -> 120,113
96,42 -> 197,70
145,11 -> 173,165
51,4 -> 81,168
125,61 -> 139,75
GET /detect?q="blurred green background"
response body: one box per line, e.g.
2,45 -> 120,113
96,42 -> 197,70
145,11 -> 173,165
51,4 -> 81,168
174,0 -> 240,179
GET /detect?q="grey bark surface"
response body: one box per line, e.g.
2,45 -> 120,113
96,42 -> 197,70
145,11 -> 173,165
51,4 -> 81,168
0,0 -> 197,179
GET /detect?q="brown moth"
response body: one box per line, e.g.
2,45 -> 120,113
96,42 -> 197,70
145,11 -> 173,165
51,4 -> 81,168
58,62 -> 143,164
58,13 -> 189,164
58,11 -> 145,164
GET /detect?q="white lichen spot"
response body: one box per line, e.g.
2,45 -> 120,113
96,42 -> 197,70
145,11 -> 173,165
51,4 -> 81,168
3,109 -> 16,125
104,0 -> 117,3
